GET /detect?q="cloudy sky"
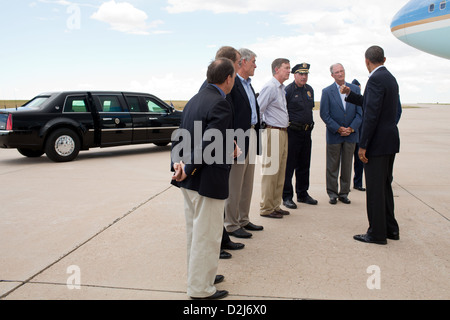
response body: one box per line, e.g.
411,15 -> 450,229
1,0 -> 449,103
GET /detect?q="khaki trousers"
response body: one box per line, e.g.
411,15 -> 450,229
181,188 -> 225,298
260,128 -> 288,215
224,153 -> 256,232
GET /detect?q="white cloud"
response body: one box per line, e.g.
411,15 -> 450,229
91,0 -> 163,35
8,0 -> 448,103
128,71 -> 207,101
38,0 -> 73,5
165,0 -> 384,15
166,0 -> 259,14
163,0 -> 450,103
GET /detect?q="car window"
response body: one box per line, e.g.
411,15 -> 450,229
64,96 -> 88,113
125,96 -> 141,112
97,96 -> 124,112
22,97 -> 49,109
145,97 -> 167,114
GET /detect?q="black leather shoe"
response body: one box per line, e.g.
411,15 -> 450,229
283,199 -> 297,209
338,196 -> 351,204
191,290 -> 229,300
387,232 -> 400,240
354,186 -> 366,191
222,241 -> 245,250
298,195 -> 318,205
353,234 -> 387,245
244,222 -> 264,231
214,275 -> 224,284
220,250 -> 232,259
329,197 -> 337,204
228,227 -> 252,238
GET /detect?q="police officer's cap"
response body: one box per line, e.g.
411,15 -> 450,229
292,63 -> 310,74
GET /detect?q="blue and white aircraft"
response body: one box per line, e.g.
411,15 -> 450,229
391,0 -> 450,59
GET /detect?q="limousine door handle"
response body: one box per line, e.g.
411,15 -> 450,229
149,117 -> 158,120
103,118 -> 113,121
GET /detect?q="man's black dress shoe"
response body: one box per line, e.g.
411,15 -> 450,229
387,232 -> 400,240
228,227 -> 252,238
329,197 -> 337,204
222,241 -> 245,250
283,199 -> 297,209
214,275 -> 224,284
353,234 -> 387,245
191,290 -> 229,300
338,196 -> 351,204
244,222 -> 264,231
220,250 -> 232,259
298,195 -> 318,205
354,186 -> 366,191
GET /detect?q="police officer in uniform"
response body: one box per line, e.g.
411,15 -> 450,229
283,63 -> 318,209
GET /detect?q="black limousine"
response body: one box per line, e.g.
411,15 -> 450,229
0,91 -> 182,162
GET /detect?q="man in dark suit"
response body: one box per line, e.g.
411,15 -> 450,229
350,79 -> 366,192
199,46 -> 245,258
224,48 -> 263,239
171,58 -> 235,299
347,45 -> 401,245
320,63 -> 362,205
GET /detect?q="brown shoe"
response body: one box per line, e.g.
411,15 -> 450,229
275,208 -> 290,215
260,211 -> 283,219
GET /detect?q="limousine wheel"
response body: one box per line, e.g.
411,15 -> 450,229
18,148 -> 45,158
45,128 -> 80,162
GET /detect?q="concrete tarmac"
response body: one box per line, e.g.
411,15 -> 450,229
0,104 -> 449,300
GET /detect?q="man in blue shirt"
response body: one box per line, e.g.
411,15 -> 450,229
258,58 -> 291,219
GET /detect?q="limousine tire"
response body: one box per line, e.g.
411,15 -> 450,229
18,148 -> 45,158
45,128 -> 81,162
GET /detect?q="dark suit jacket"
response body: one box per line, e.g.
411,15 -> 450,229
171,84 -> 233,200
227,76 -> 262,158
352,66 -> 400,157
346,89 -> 402,124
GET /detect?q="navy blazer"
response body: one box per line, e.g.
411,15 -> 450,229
320,82 -> 362,144
171,84 -> 233,200
358,66 -> 400,157
227,76 -> 262,158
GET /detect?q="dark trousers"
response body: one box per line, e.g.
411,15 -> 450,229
364,154 -> 399,240
221,227 -> 230,246
283,129 -> 312,200
353,143 -> 364,188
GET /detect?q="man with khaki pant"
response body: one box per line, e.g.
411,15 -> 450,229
225,48 -> 263,239
258,58 -> 291,219
171,58 -> 235,299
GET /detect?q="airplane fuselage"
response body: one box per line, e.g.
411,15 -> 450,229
391,0 -> 450,59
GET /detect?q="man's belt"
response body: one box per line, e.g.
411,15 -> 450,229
266,125 -> 287,131
289,122 -> 314,131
